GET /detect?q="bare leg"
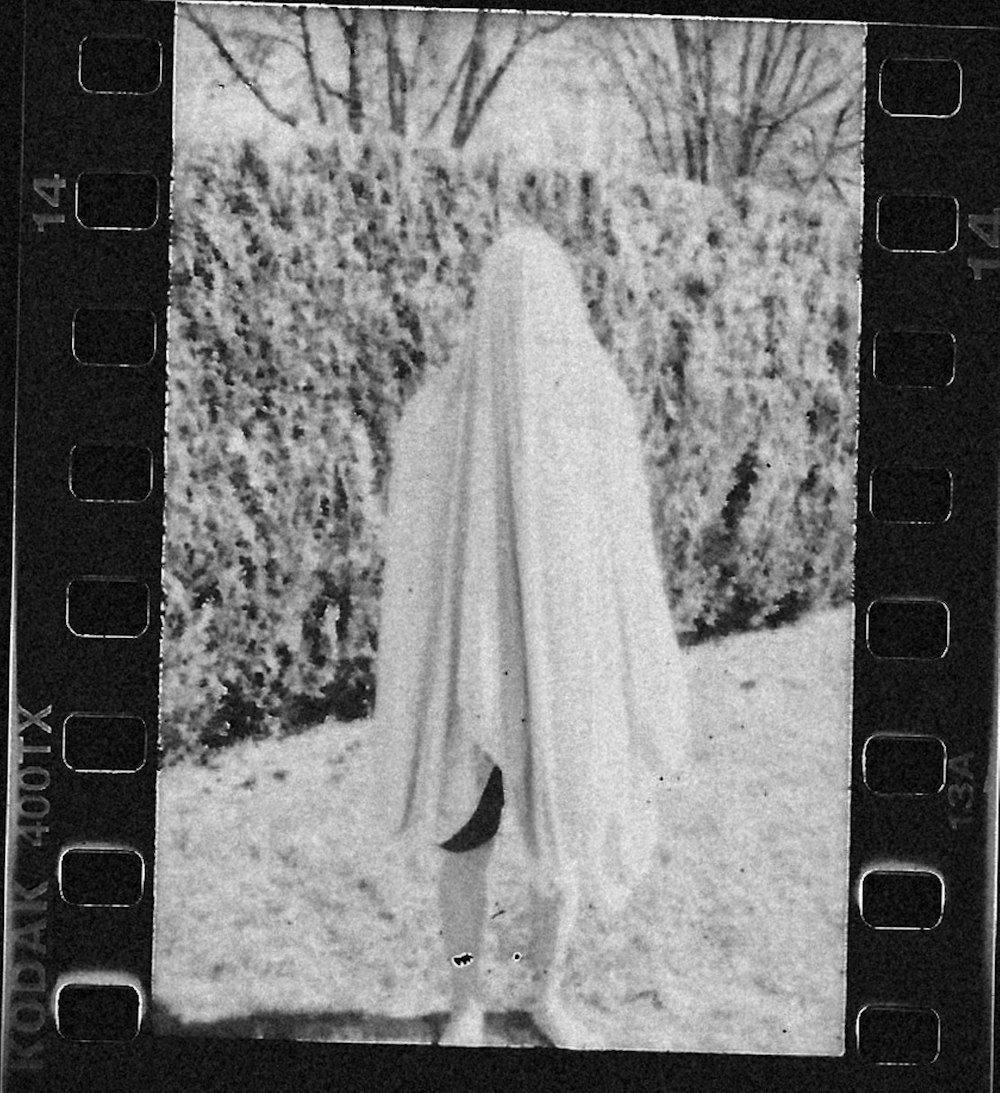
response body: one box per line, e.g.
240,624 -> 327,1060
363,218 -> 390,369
530,879 -> 578,1004
437,838 -> 495,1046
528,878 -> 599,1048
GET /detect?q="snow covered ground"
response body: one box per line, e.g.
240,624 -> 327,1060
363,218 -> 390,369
152,605 -> 853,1055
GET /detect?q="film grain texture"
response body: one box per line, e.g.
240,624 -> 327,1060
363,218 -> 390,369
7,3 -> 1000,1091
154,7 -> 861,1055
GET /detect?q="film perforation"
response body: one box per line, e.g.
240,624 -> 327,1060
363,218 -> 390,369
848,21 -> 998,1080
78,35 -> 163,97
7,0 -> 173,1079
68,443 -> 155,505
71,307 -> 158,369
862,734 -> 948,796
53,979 -> 142,1043
855,1004 -> 942,1066
61,713 -> 147,775
74,171 -> 160,232
64,577 -> 151,640
858,868 -> 945,930
875,192 -> 960,253
872,328 -> 956,388
868,463 -> 953,523
877,57 -> 963,119
865,598 -> 950,660
57,846 -> 144,908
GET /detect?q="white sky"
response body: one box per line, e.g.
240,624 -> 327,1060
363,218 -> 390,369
173,6 -> 865,183
173,6 -> 651,168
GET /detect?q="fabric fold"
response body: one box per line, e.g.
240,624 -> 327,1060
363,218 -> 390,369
367,227 -> 689,907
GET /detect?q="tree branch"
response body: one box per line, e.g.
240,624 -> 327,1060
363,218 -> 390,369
381,9 -> 408,136
452,11 -> 490,147
766,78 -> 844,130
765,22 -> 797,97
296,7 -> 327,126
334,9 -> 364,135
457,11 -> 565,149
773,25 -> 815,120
736,23 -> 754,119
423,27 -> 475,139
525,13 -> 571,41
602,28 -> 674,176
406,9 -> 434,95
700,24 -> 716,184
801,99 -> 854,199
648,38 -> 679,94
184,8 -> 299,128
670,21 -> 701,181
316,78 -> 345,106
467,21 -> 527,128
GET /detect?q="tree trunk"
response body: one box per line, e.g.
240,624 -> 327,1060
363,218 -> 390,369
382,10 -> 407,138
671,24 -> 700,183
451,13 -> 488,148
340,11 -> 364,135
298,8 -> 327,126
449,14 -> 566,150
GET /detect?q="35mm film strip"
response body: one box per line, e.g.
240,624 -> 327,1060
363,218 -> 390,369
3,2 -> 998,1091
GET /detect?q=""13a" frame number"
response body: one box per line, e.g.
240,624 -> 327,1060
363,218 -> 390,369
967,207 -> 1000,280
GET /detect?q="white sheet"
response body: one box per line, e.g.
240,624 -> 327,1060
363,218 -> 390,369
368,227 -> 689,908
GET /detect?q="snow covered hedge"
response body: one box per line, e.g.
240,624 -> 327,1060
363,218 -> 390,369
161,138 -> 858,761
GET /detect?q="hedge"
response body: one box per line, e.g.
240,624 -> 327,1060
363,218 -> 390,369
161,137 -> 858,761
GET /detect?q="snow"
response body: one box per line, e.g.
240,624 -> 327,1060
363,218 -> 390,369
152,605 -> 852,1054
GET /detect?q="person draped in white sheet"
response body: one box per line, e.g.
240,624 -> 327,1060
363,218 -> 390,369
372,226 -> 689,1048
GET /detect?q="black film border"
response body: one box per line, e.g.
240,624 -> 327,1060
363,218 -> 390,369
3,4 -> 998,1092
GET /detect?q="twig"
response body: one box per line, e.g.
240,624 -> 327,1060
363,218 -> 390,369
184,8 -> 299,128
406,9 -> 434,96
319,77 -> 351,108
422,32 -> 473,138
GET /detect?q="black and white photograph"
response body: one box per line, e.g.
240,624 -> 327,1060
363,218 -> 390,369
153,5 -> 863,1053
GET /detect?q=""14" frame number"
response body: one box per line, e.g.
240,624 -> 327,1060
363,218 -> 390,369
31,174 -> 65,233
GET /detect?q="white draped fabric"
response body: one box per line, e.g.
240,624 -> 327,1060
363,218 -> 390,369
369,227 -> 689,907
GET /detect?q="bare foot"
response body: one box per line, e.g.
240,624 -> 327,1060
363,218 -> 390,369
438,1003 -> 486,1047
531,997 -> 602,1050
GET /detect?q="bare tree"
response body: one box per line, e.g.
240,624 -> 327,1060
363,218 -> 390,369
590,19 -> 862,200
184,6 -> 302,128
331,9 -> 365,134
728,23 -> 856,181
183,7 -> 568,150
783,94 -> 862,201
426,11 -> 568,147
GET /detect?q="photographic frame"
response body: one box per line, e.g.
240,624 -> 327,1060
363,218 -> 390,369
3,2 -> 998,1091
